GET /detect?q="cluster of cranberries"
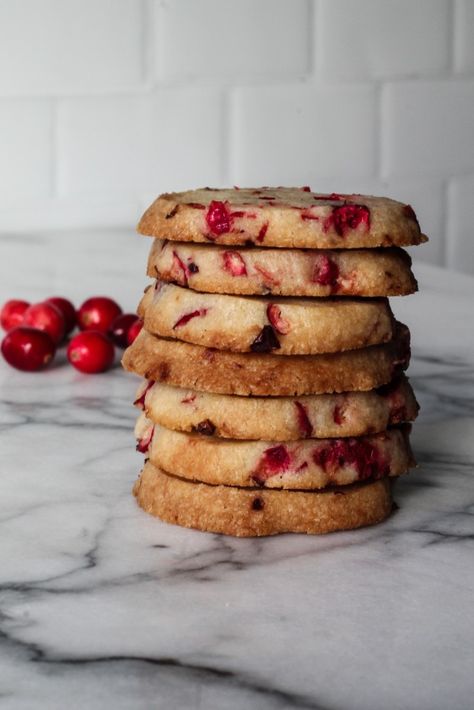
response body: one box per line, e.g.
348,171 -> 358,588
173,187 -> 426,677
0,296 -> 142,374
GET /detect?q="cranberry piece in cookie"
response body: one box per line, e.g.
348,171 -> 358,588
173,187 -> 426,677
173,309 -> 208,329
222,251 -> 247,276
253,445 -> 291,484
329,204 -> 370,237
295,402 -> 313,438
267,304 -> 291,334
312,254 -> 340,288
206,200 -> 233,236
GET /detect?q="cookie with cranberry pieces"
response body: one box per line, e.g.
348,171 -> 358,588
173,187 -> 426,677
134,462 -> 393,536
148,240 -> 417,297
141,421 -> 414,490
135,375 -> 418,441
122,322 -> 411,396
138,282 -> 395,355
138,187 -> 427,249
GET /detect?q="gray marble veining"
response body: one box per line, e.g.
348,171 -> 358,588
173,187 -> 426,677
0,230 -> 473,710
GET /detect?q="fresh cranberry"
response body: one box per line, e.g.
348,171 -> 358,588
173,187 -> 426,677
127,318 -> 143,345
294,402 -> 313,437
328,204 -> 370,237
77,297 -> 122,333
109,313 -> 139,348
222,251 -> 247,276
45,297 -> 76,335
67,331 -> 115,374
0,299 -> 30,331
312,255 -> 340,288
253,445 -> 291,484
22,302 -> 65,344
173,309 -> 208,329
266,304 -> 291,334
1,327 -> 56,371
250,325 -> 280,353
205,200 -> 233,236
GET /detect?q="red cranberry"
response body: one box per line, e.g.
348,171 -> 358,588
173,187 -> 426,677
205,200 -> 233,236
329,204 -> 370,236
77,297 -> 122,333
45,297 -> 76,335
333,405 -> 344,425
136,425 -> 154,453
312,255 -> 340,288
22,302 -> 65,344
0,299 -> 30,331
127,318 -> 143,345
171,251 -> 190,286
1,327 -> 56,371
313,438 -> 388,480
67,331 -> 115,374
253,445 -> 291,484
294,402 -> 313,437
257,222 -> 268,242
173,309 -> 208,329
109,313 -> 140,348
267,304 -> 291,335
133,380 -> 154,408
222,251 -> 247,276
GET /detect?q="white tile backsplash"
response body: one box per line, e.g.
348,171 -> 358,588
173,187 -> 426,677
0,100 -> 52,202
0,0 -> 473,273
230,85 -> 376,183
319,0 -> 450,80
156,0 -> 311,81
0,0 -> 143,95
381,80 -> 474,178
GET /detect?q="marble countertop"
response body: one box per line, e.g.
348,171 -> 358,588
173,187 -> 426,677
1,229 -> 473,710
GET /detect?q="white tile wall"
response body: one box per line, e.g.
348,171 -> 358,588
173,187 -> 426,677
0,0 -> 473,274
156,0 -> 312,81
231,85 -> 376,183
319,0 -> 450,79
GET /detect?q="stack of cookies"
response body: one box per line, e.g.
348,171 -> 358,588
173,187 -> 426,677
122,188 -> 426,537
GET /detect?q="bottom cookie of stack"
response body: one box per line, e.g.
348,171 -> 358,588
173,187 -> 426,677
134,462 -> 393,537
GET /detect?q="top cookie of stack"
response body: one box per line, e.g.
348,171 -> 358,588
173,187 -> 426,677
124,187 -> 425,537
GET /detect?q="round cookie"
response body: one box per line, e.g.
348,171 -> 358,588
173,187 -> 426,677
138,187 -> 427,249
148,239 -> 418,297
134,375 -> 419,441
137,419 -> 414,490
133,462 -> 393,537
122,323 -> 411,396
138,283 -> 394,355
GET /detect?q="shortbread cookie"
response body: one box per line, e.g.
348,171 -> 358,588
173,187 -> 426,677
137,419 -> 413,489
148,239 -> 418,297
133,462 -> 393,536
138,187 -> 427,249
138,283 -> 394,355
134,375 -> 419,440
122,323 -> 410,396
